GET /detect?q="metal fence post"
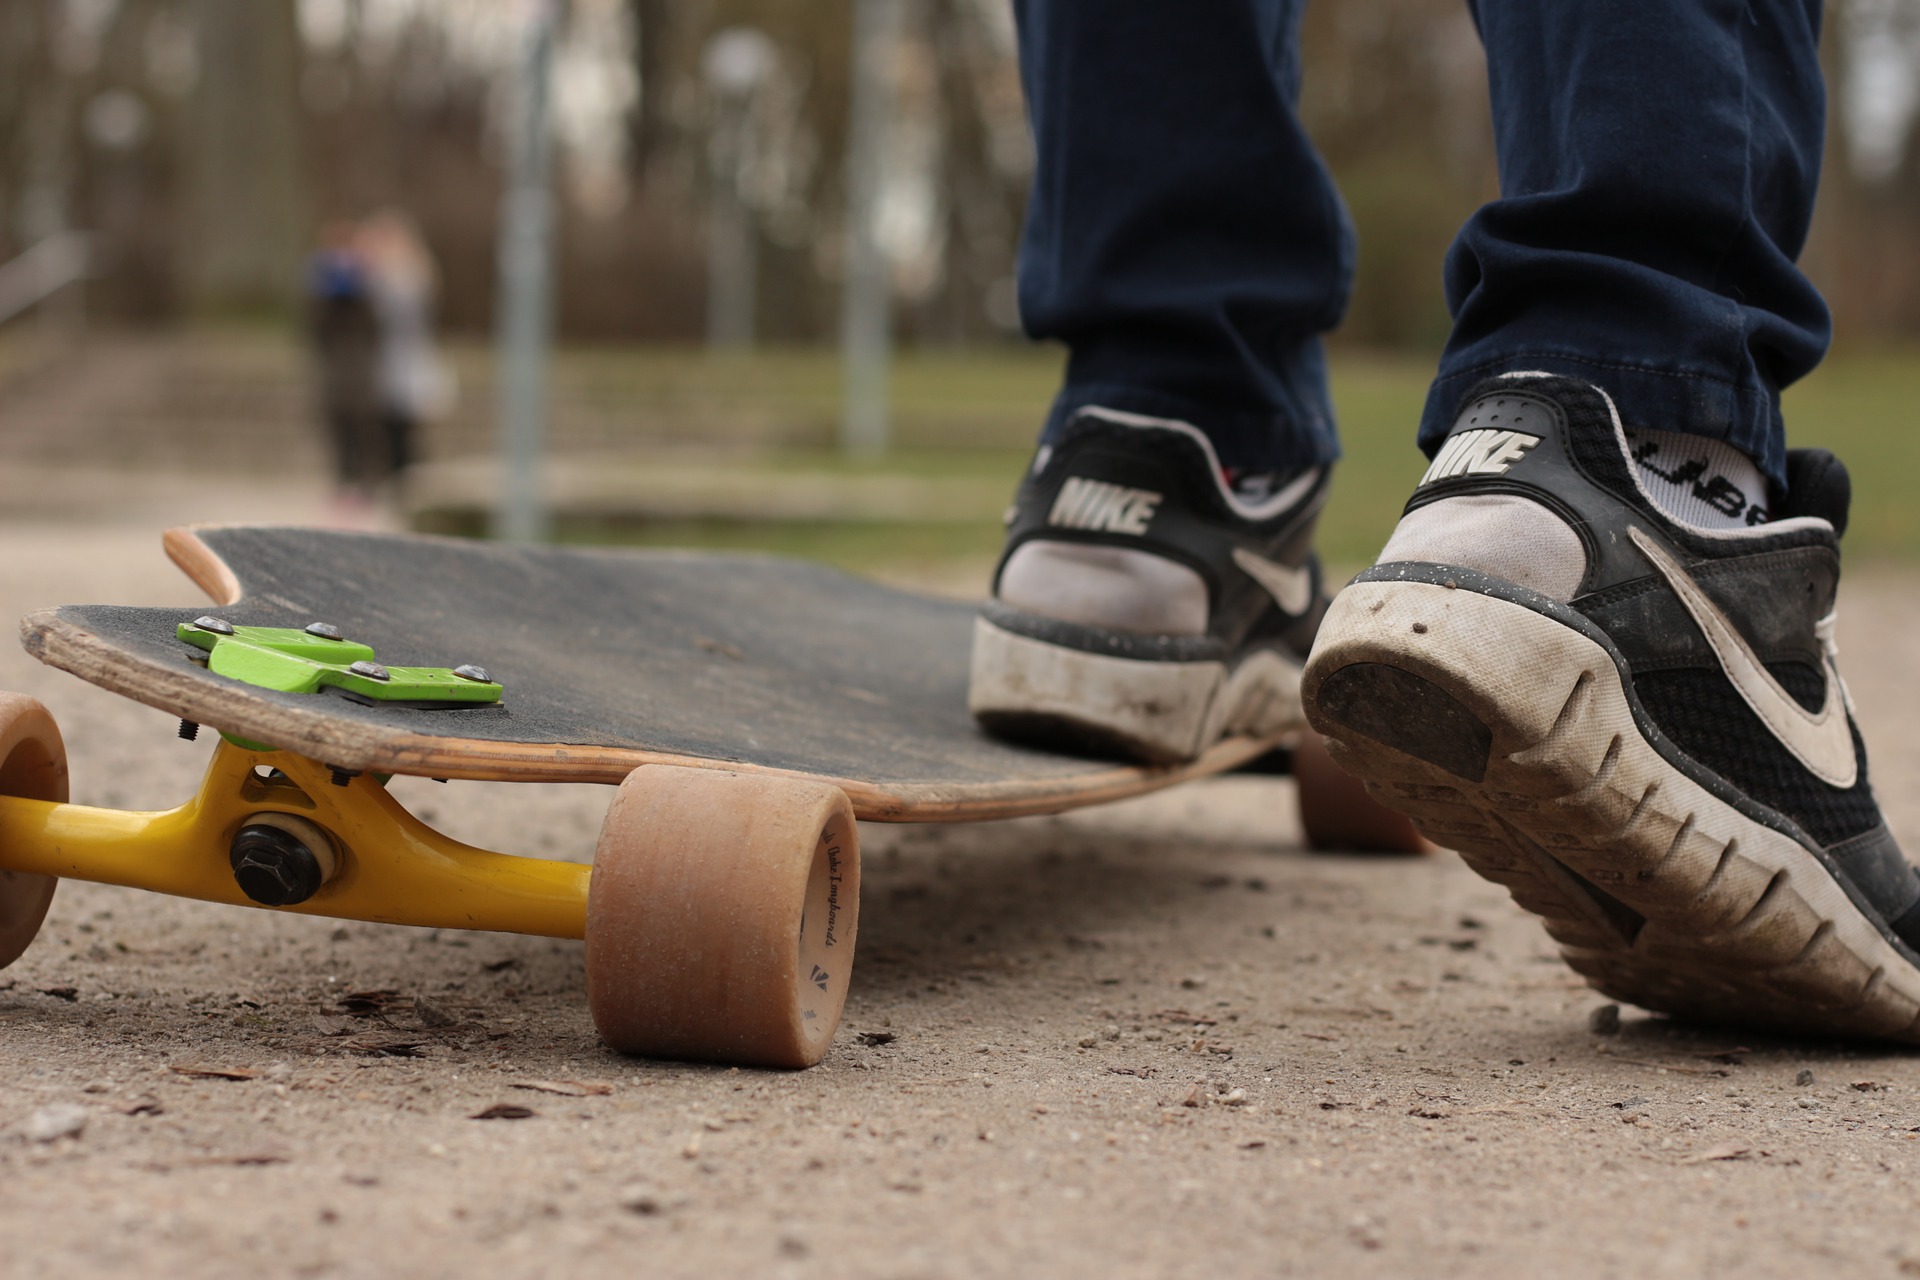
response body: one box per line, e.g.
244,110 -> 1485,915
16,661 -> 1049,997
493,0 -> 559,544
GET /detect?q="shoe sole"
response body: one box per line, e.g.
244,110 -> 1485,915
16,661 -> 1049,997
1302,576 -> 1920,1042
969,618 -> 1303,764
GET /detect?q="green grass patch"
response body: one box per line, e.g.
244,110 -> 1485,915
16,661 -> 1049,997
1319,353 -> 1436,566
502,346 -> 1436,574
522,345 -> 1068,452
1783,351 -> 1920,560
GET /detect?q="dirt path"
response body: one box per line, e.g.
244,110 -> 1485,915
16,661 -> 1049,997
6,517 -> 1920,1280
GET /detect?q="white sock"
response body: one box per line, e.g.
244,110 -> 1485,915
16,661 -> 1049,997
1624,428 -> 1770,529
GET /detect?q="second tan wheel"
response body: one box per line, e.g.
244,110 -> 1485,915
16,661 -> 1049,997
1294,728 -> 1430,855
585,764 -> 859,1069
0,693 -> 69,969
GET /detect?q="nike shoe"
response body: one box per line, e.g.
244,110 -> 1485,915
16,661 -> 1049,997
1302,374 -> 1920,1041
969,406 -> 1329,763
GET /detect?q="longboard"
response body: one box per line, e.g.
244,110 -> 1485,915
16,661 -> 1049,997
8,525 -> 1387,1069
22,526 -> 1275,820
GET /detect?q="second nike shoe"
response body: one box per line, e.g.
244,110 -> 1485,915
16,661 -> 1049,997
1304,374 -> 1920,1042
970,406 -> 1329,763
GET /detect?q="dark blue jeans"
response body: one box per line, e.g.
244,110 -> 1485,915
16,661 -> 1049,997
1014,0 -> 1828,487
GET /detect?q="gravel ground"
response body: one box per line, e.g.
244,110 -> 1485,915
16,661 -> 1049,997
6,503 -> 1920,1280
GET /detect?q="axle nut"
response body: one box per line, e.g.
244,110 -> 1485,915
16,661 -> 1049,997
229,814 -> 338,907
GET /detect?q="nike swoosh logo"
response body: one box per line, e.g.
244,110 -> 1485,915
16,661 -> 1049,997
1629,527 -> 1857,789
1232,548 -> 1314,615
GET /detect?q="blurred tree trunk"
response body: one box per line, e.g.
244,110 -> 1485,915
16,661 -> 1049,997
628,0 -> 680,183
1806,0 -> 1920,340
181,0 -> 306,315
1,5 -> 69,257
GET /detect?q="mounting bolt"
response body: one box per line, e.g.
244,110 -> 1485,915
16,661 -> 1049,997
229,816 -> 337,907
452,664 -> 493,684
347,660 -> 390,681
328,766 -> 359,788
191,616 -> 235,635
178,720 -> 200,741
304,622 -> 345,641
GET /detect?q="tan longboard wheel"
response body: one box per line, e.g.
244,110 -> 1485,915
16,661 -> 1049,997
586,765 -> 859,1069
1293,728 -> 1430,855
0,694 -> 69,968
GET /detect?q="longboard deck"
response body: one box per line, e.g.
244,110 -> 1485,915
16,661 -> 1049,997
21,526 -> 1279,821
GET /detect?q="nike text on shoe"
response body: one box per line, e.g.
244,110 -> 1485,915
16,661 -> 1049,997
969,407 -> 1329,763
1302,374 -> 1920,1042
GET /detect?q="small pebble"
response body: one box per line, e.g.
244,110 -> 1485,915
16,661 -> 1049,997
23,1104 -> 88,1143
1588,1004 -> 1621,1036
1219,1089 -> 1250,1107
414,997 -> 458,1028
1795,1068 -> 1815,1087
617,1185 -> 662,1216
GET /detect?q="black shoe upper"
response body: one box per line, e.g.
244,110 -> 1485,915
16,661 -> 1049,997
1371,374 -> 1920,948
988,408 -> 1330,663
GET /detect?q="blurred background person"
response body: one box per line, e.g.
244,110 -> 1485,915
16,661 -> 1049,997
305,217 -> 383,521
357,209 -> 451,501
